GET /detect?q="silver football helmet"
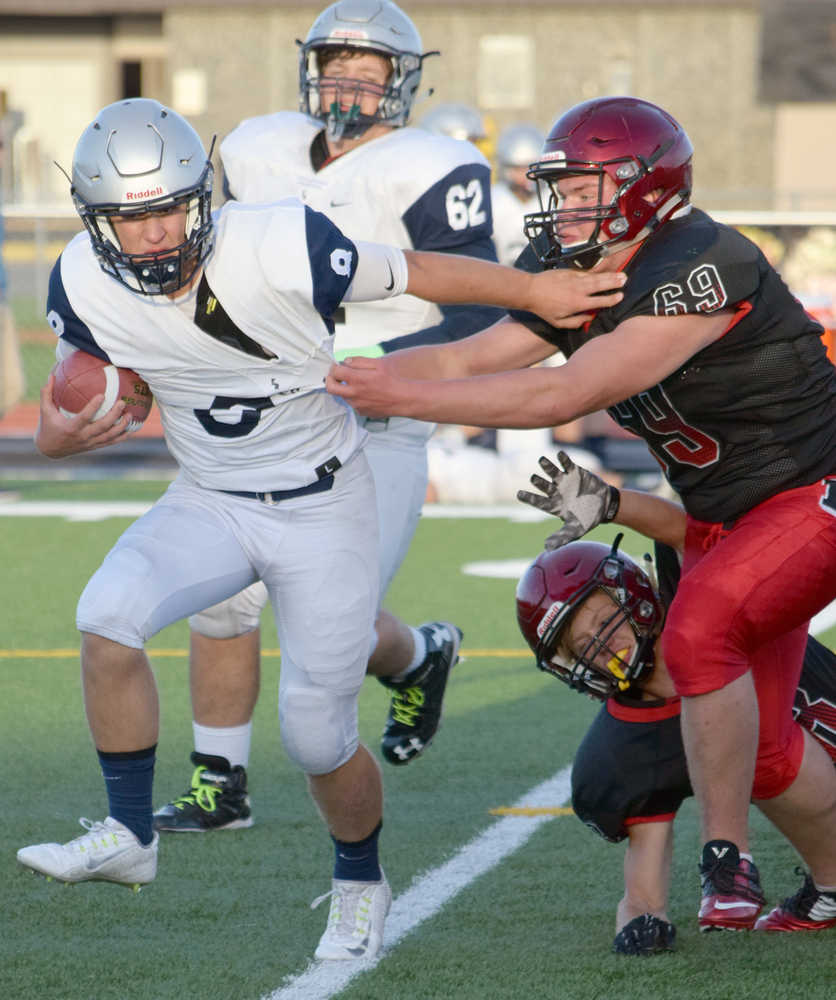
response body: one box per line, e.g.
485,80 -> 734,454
298,0 -> 436,140
417,102 -> 487,143
496,123 -> 544,172
71,98 -> 214,295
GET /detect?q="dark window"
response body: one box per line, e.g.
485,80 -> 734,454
121,61 -> 142,99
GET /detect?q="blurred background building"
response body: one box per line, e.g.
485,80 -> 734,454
1,0 -> 835,474
2,0 -> 836,210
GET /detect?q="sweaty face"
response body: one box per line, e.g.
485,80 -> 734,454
318,50 -> 392,120
556,588 -> 637,688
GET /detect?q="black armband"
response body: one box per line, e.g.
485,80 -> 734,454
603,486 -> 621,523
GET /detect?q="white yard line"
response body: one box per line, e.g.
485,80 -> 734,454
262,767 -> 572,1000
0,500 -> 545,522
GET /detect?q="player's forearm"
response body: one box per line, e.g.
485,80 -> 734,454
389,366 -> 574,428
384,317 -> 554,382
613,490 -> 686,553
403,249 -> 535,312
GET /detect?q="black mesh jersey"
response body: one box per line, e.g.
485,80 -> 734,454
571,695 -> 690,843
570,539 -> 836,840
511,209 -> 836,521
571,633 -> 836,842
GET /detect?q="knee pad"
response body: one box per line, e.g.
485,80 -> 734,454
752,724 -> 805,799
189,581 -> 268,639
76,548 -> 150,649
279,684 -> 359,775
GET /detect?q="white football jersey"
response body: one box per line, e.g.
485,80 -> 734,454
46,200 -> 368,492
220,112 -> 494,353
491,181 -> 538,267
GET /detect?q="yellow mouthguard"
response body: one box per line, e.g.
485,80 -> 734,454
607,649 -> 631,690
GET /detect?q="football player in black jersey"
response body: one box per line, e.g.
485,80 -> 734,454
515,457 -> 836,951
327,95 -> 836,932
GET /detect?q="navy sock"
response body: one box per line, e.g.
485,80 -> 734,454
332,821 -> 382,882
97,745 -> 156,846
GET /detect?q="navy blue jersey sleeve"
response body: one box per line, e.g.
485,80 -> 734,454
304,206 -> 358,331
46,256 -> 110,361
403,163 -> 494,252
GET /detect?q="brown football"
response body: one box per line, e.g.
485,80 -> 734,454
53,350 -> 153,431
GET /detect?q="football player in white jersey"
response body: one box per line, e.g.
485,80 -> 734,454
153,0 -> 508,835
491,123 -> 544,267
15,98 -> 626,961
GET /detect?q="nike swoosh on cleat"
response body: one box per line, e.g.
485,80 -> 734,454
346,936 -> 370,956
84,847 -> 135,871
712,900 -> 760,910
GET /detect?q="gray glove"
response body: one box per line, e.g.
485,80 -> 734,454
517,451 -> 620,550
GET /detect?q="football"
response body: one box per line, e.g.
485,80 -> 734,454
53,350 -> 153,432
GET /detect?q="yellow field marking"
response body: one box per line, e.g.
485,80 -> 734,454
489,806 -> 575,817
0,646 -> 528,659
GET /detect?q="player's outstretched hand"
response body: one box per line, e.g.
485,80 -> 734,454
35,374 -> 132,458
326,355 -> 409,419
527,268 -> 627,328
517,450 -> 620,549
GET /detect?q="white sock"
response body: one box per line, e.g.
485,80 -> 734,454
740,852 -> 754,864
387,626 -> 427,683
193,720 -> 252,769
405,626 -> 427,671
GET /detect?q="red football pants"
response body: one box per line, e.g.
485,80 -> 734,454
661,478 -> 836,798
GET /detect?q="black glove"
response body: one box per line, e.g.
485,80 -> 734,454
612,913 -> 676,956
517,450 -> 620,550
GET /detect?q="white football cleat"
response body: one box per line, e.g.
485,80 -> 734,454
312,871 -> 392,960
17,816 -> 158,889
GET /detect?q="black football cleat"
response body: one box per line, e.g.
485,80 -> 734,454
379,622 -> 462,765
153,752 -> 253,832
613,914 -> 676,956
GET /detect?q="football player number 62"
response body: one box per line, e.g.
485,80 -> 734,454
445,180 -> 487,231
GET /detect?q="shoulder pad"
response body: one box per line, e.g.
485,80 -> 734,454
221,111 -> 317,160
610,209 -> 762,324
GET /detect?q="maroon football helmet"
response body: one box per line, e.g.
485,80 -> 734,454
523,96 -> 693,269
515,536 -> 665,699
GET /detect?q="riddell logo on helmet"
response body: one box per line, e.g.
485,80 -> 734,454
329,28 -> 368,39
126,186 -> 164,201
537,600 -> 565,637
